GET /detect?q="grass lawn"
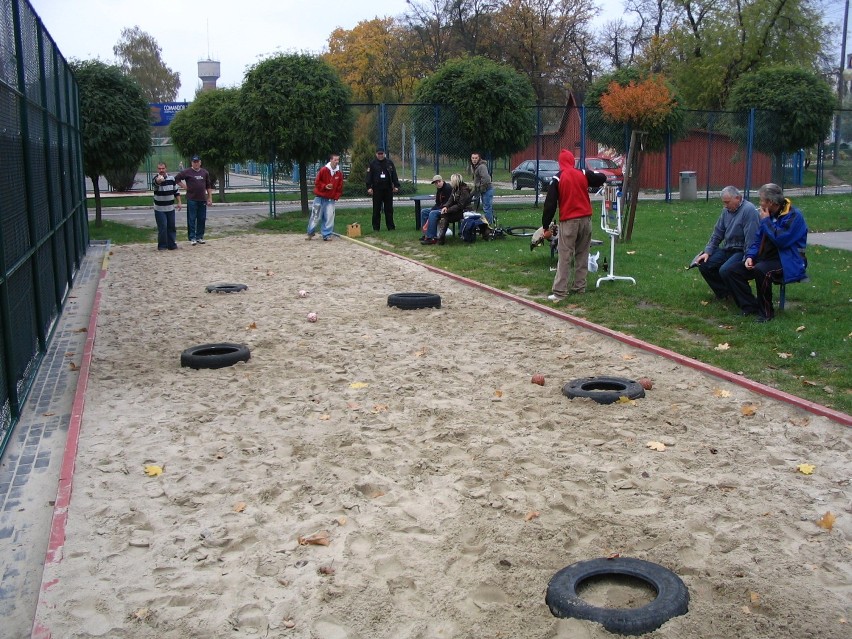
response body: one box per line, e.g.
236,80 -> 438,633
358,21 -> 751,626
91,193 -> 852,416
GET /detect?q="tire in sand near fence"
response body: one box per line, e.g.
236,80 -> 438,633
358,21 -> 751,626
545,557 -> 689,635
387,292 -> 442,310
206,283 -> 248,294
180,343 -> 251,370
562,376 -> 646,404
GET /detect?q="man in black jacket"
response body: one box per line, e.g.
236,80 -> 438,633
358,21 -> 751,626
366,148 -> 400,231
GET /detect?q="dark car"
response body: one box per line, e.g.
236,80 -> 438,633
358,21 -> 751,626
577,156 -> 623,188
511,160 -> 560,190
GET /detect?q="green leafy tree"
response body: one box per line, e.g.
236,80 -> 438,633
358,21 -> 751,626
113,26 -> 180,102
239,54 -> 354,215
71,60 -> 150,226
169,88 -> 243,202
413,56 -> 535,162
584,67 -> 685,153
726,66 -> 835,181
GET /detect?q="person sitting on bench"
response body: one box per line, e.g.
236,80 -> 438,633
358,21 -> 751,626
423,173 -> 472,246
722,183 -> 808,323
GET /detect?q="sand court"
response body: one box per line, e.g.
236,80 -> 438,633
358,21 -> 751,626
34,234 -> 849,638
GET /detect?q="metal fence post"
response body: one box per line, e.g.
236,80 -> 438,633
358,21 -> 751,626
744,108 -> 755,199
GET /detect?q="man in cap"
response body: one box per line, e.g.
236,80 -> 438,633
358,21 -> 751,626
366,148 -> 400,231
420,174 -> 453,244
175,155 -> 213,245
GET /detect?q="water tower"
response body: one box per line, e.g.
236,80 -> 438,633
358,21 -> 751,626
198,59 -> 220,92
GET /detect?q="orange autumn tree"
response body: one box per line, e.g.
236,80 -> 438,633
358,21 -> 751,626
590,72 -> 684,240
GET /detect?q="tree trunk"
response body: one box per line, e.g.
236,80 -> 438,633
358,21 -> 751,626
91,173 -> 103,227
299,160 -> 309,215
622,130 -> 648,243
217,164 -> 227,203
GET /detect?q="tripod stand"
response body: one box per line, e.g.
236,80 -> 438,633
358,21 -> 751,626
596,186 -> 636,288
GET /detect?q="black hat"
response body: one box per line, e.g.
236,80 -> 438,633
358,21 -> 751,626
376,148 -> 385,153
191,155 -> 200,161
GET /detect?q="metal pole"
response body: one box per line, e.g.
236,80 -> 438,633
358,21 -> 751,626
833,0 -> 849,166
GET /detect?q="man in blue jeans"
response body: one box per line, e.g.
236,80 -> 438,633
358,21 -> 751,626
693,185 -> 759,300
470,152 -> 494,225
175,155 -> 213,246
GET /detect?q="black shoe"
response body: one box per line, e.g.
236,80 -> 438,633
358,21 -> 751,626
420,238 -> 437,245
755,315 -> 772,323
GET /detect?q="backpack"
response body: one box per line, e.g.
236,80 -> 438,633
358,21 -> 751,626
460,214 -> 483,243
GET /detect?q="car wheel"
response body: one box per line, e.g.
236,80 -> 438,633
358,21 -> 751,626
562,376 -> 645,404
180,343 -> 251,369
206,283 -> 248,294
546,557 -> 689,635
512,177 -> 520,190
387,292 -> 441,310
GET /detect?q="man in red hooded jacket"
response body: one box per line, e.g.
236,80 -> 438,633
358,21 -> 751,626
541,149 -> 607,300
307,154 -> 344,241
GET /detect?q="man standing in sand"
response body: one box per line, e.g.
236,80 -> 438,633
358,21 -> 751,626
175,155 -> 213,246
366,148 -> 400,232
152,162 -> 181,251
307,153 -> 344,241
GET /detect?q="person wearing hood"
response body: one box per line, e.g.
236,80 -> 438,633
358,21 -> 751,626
307,153 -> 344,241
722,183 -> 808,322
541,149 -> 607,301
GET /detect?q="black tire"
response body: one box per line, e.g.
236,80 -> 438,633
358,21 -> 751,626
562,376 -> 645,404
180,343 -> 251,369
387,292 -> 441,310
504,225 -> 538,237
206,283 -> 248,294
512,177 -> 520,190
546,557 -> 689,635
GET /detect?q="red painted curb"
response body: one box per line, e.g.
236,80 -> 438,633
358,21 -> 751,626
31,262 -> 106,639
378,248 -> 851,427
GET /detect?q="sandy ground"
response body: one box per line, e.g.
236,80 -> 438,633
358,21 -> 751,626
36,233 -> 850,638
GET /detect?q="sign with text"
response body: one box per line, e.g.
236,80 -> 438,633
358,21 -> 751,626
149,102 -> 189,127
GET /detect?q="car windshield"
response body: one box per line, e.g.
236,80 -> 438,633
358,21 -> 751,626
586,158 -> 618,170
531,161 -> 559,171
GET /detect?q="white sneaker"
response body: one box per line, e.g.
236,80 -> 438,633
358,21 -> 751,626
196,239 -> 205,244
547,294 -> 562,302
191,240 -> 197,246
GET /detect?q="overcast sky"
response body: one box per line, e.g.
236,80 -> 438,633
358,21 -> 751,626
28,0 -> 851,103
29,0 -> 622,103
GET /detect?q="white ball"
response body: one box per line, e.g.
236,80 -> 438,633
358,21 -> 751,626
444,228 -> 453,237
307,312 -> 318,323
298,290 -> 308,298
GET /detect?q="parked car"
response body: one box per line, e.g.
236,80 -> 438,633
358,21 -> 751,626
511,160 -> 560,190
577,156 -> 623,188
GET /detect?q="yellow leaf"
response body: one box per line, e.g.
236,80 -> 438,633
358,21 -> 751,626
233,502 -> 246,513
700,300 -> 709,306
741,404 -> 757,416
318,414 -> 330,420
646,441 -> 666,451
144,465 -> 163,477
796,325 -> 806,332
617,396 -> 634,404
777,352 -> 792,359
524,511 -> 540,521
349,382 -> 369,389
626,250 -> 636,255
494,390 -> 503,398
714,342 -> 730,351
622,354 -> 635,360
713,388 -> 731,398
749,591 -> 761,604
796,463 -> 815,475
816,511 -> 836,531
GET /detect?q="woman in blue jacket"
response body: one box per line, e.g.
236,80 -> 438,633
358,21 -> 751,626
723,183 -> 808,322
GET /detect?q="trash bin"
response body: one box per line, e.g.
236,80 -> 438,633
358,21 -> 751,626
679,171 -> 697,201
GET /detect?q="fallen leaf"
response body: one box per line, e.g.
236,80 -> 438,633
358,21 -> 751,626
823,386 -> 835,395
720,324 -> 735,330
144,465 -> 163,477
796,463 -> 815,475
42,412 -> 55,417
557,354 -> 571,360
796,325 -> 806,332
622,354 -> 635,360
298,530 -> 330,546
524,511 -> 540,522
266,270 -> 274,276
714,343 -> 730,351
233,502 -> 246,513
69,362 -> 80,371
73,327 -> 88,333
749,591 -> 761,604
335,516 -> 347,526
626,250 -> 636,255
247,321 -> 257,330
646,441 -> 666,452
131,607 -> 150,621
617,396 -> 635,404
371,404 -> 388,413
713,388 -> 731,398
606,553 -> 621,559
346,402 -> 361,410
742,606 -> 751,615
741,404 -> 758,416
318,414 -> 330,421
802,379 -> 818,387
777,352 -> 792,359
789,417 -> 811,427
816,511 -> 836,531
349,382 -> 369,389
414,348 -> 427,357
700,300 -> 709,306
494,390 -> 503,398
318,565 -> 336,575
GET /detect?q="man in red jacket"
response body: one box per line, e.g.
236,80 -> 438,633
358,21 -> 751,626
307,154 -> 344,241
541,149 -> 606,300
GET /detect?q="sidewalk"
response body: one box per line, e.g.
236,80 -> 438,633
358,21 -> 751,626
0,241 -> 108,638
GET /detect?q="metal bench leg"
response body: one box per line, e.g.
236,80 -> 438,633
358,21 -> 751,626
779,282 -> 786,311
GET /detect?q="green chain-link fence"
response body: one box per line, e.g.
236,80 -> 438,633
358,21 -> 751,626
0,0 -> 88,457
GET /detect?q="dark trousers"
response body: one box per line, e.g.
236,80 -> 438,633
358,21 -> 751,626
371,189 -> 395,230
154,209 -> 178,249
723,258 -> 783,319
697,248 -> 742,299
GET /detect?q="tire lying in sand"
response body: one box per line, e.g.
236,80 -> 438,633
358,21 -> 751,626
545,557 -> 689,635
562,376 -> 645,404
180,343 -> 251,369
387,292 -> 441,310
206,283 -> 248,294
